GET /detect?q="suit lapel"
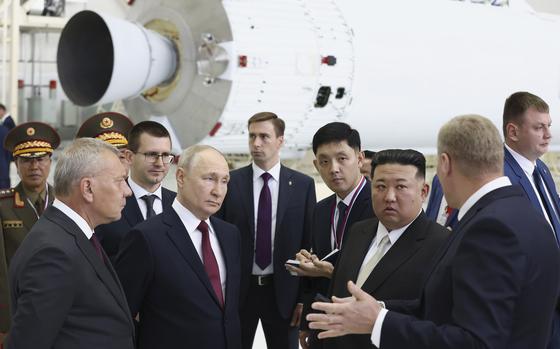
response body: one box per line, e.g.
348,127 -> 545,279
537,161 -> 560,214
274,166 -> 292,241
240,165 -> 255,241
45,208 -> 131,319
362,214 -> 428,292
164,210 -> 223,309
345,220 -> 377,283
504,148 -> 542,210
122,194 -> 143,227
211,217 -> 233,310
342,180 -> 372,245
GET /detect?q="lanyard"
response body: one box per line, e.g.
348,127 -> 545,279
26,185 -> 49,219
330,176 -> 366,249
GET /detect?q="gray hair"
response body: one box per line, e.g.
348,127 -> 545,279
177,144 -> 225,171
438,114 -> 503,179
54,138 -> 118,197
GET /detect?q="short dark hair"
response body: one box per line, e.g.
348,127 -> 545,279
128,121 -> 171,152
371,149 -> 426,179
312,122 -> 361,154
248,112 -> 285,136
502,91 -> 549,136
363,150 -> 376,160
0,104 -> 5,112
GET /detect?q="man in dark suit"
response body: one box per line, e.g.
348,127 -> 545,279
324,149 -> 449,349
115,145 -> 241,349
287,122 -> 374,349
218,112 -> 316,349
308,114 -> 560,349
0,122 -> 60,341
0,103 -> 15,190
502,91 -> 560,349
7,138 -> 135,349
93,120 -> 176,259
425,175 -> 458,229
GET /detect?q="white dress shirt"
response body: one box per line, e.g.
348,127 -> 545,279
172,199 -> 226,296
128,177 -> 163,219
371,177 -> 511,347
332,176 -> 367,249
252,161 -> 281,275
53,199 -> 95,239
504,144 -> 559,228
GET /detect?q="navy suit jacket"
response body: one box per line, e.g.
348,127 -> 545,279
426,175 -> 458,229
114,209 -> 242,349
504,147 -> 560,241
217,164 -> 316,319
382,186 -> 560,348
96,183 -> 176,260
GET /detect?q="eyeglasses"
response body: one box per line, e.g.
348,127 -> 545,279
135,152 -> 174,164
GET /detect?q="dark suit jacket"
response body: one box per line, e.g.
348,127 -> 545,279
311,181 -> 373,295
301,180 -> 374,331
325,213 -> 450,349
7,206 -> 135,349
504,147 -> 560,241
96,183 -> 175,260
426,175 -> 458,229
217,164 -> 316,319
382,186 -> 560,349
114,209 -> 242,349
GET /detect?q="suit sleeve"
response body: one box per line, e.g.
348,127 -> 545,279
381,219 -> 526,349
0,220 -> 9,332
7,246 -> 75,349
114,228 -> 154,317
298,177 -> 316,304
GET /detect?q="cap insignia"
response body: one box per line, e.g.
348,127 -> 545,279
100,117 -> 114,129
26,127 -> 35,136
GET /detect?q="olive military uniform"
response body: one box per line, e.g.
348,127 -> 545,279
0,121 -> 59,332
0,183 -> 54,330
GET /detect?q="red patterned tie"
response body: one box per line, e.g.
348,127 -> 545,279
198,221 -> 224,308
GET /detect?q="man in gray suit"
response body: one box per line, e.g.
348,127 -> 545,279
6,138 -> 135,349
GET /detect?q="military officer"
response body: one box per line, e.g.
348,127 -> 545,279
0,121 -> 60,341
76,111 -> 134,172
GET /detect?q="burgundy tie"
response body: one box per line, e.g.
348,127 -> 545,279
198,221 -> 224,308
256,172 -> 272,270
90,233 -> 105,263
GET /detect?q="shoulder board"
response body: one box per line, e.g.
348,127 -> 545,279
0,188 -> 15,199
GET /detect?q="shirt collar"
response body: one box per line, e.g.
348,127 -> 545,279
458,176 -> 512,221
376,209 -> 421,246
172,199 -> 213,235
252,161 -> 281,182
337,176 -> 366,206
505,143 -> 536,176
52,199 -> 95,239
128,177 -> 162,201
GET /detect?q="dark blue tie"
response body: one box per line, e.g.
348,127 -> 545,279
533,167 -> 560,243
256,173 -> 272,269
335,201 -> 348,248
